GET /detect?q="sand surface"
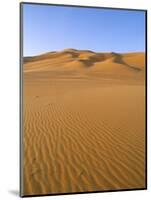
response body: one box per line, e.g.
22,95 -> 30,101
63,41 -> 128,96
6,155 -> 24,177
23,49 -> 146,195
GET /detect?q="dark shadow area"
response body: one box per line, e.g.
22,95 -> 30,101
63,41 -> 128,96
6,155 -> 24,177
111,52 -> 141,71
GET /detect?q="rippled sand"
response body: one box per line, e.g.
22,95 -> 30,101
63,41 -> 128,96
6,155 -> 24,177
22,49 -> 146,196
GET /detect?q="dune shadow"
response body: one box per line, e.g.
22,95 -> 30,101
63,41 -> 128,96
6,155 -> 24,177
112,52 -> 141,71
78,59 -> 93,67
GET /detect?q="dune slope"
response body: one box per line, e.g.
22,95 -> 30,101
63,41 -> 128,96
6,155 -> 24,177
23,49 -> 146,196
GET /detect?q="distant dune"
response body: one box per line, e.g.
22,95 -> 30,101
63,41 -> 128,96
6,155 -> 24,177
23,49 -> 146,196
24,49 -> 145,73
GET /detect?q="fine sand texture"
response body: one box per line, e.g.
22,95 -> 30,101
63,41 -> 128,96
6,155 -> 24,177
23,49 -> 146,196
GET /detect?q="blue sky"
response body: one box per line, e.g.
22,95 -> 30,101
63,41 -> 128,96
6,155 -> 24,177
23,3 -> 146,56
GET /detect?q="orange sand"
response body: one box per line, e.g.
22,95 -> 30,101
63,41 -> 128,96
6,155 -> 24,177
22,49 -> 146,195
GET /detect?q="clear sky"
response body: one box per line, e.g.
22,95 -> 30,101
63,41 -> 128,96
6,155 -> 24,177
23,3 -> 146,56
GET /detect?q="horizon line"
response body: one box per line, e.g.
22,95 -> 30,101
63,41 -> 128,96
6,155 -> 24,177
23,48 -> 146,58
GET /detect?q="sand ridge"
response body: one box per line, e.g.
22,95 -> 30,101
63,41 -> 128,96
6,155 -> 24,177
24,49 -> 145,72
22,49 -> 146,196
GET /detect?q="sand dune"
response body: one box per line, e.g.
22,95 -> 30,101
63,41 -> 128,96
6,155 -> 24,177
23,49 -> 146,196
24,50 -> 145,81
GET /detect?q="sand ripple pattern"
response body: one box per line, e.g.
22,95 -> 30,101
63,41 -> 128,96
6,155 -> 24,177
23,50 -> 146,195
23,82 -> 145,196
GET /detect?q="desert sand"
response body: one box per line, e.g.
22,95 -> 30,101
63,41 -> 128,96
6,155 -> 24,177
23,49 -> 146,196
